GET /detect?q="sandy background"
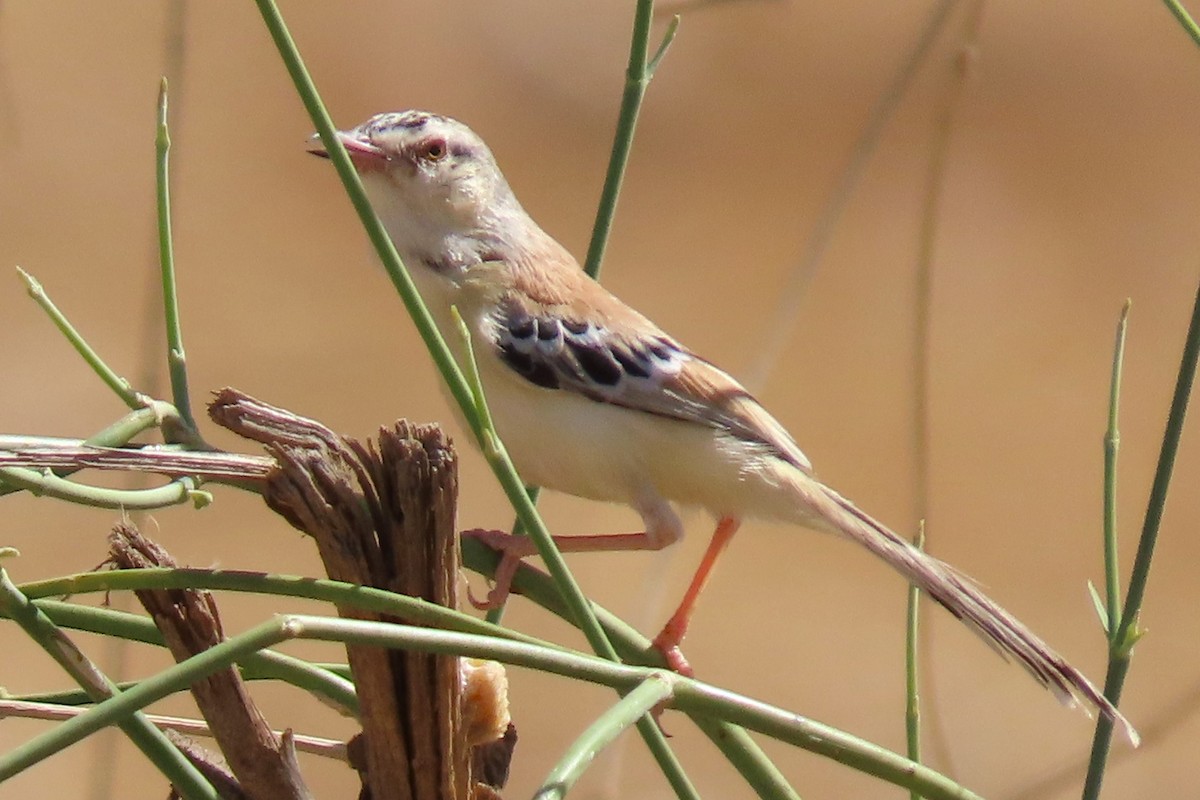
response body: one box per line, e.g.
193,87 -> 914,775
3,1 -> 1199,797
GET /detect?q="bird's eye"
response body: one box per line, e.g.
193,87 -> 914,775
421,139 -> 447,161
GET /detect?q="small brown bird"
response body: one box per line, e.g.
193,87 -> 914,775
312,109 -> 1138,745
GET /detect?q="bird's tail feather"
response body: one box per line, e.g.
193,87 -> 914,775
811,483 -> 1140,747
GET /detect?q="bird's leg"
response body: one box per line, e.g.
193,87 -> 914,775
462,528 -> 672,611
651,516 -> 741,677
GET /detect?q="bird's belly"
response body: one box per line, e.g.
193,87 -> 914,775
481,366 -> 802,521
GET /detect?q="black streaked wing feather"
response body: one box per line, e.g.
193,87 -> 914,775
487,296 -> 813,473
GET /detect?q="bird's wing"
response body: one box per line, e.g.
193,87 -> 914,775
482,291 -> 813,474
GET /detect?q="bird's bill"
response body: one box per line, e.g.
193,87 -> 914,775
306,130 -> 386,165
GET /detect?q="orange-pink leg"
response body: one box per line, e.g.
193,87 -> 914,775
465,515 -> 740,677
651,516 -> 741,676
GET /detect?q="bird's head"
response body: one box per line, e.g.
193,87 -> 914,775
310,110 -> 527,269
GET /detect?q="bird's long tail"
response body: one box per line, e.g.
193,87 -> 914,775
808,482 -> 1139,747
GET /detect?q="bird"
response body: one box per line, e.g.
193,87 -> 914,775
309,109 -> 1138,745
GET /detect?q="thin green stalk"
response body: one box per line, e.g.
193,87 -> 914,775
15,267 -> 142,409
1102,301 -> 1131,637
462,538 -> 664,664
689,717 -> 803,800
155,78 -> 195,432
1082,278 -> 1200,799
467,539 -> 803,799
239,30 -> 700,794
11,662 -> 350,706
906,527 -> 925,800
85,408 -> 170,446
25,599 -> 359,716
464,540 -> 839,800
17,567 -> 555,651
0,616 -> 630,785
535,674 -> 675,800
251,6 -> 470,426
910,3 -> 981,774
0,699 -> 346,761
496,2 -> 678,625
1162,0 -> 1200,48
444,305 -> 697,798
0,466 -> 208,510
5,408 -> 166,451
445,305 -> 617,654
0,616 -> 289,783
489,482 -> 541,625
583,0 -> 676,278
8,684 -> 143,706
250,0 -> 616,663
299,617 -> 978,800
672,680 -> 980,800
0,564 -> 218,799
0,611 -> 979,799
452,307 -> 497,436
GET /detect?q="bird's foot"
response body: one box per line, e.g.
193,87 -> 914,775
651,628 -> 695,678
462,529 -> 536,610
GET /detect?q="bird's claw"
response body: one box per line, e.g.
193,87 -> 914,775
651,630 -> 695,678
463,529 -> 535,610
467,583 -> 510,611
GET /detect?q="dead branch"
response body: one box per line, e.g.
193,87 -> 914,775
110,523 -> 311,800
210,387 -> 510,800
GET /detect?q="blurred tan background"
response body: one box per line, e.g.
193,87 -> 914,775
3,1 -> 1200,797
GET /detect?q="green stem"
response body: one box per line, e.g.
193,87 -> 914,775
469,547 -> 797,799
0,466 -> 208,510
0,699 -> 345,761
15,267 -> 142,409
498,1 -> 677,622
1082,278 -> 1200,798
26,599 -> 359,716
906,527 -> 925,800
249,0 -> 616,660
1162,0 -> 1200,48
690,717 -> 802,800
0,608 -> 979,799
251,3 -> 472,424
0,616 -> 288,783
242,30 -> 691,792
1103,301 -> 1131,638
490,483 -> 541,625
462,540 -> 926,800
583,0 -> 676,279
305,617 -> 978,800
647,16 -> 680,77
535,674 -> 675,800
451,298 -> 700,796
0,566 -> 218,799
155,78 -> 196,432
17,567 -> 555,651
445,306 -> 618,657
672,679 -> 979,800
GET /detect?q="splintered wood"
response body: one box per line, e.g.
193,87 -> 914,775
211,388 -> 511,800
